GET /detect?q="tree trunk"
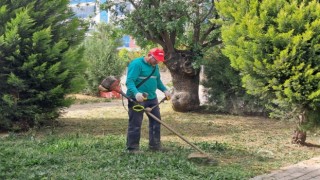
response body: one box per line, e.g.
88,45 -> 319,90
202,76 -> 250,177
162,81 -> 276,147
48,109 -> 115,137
164,50 -> 200,112
291,111 -> 307,145
291,129 -> 306,145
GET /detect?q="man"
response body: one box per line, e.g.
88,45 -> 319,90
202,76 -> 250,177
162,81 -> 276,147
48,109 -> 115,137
126,47 -> 171,154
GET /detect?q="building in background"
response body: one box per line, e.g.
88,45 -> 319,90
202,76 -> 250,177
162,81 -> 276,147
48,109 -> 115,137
69,0 -> 138,50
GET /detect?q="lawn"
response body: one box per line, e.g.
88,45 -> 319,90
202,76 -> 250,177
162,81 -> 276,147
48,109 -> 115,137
1,96 -> 320,179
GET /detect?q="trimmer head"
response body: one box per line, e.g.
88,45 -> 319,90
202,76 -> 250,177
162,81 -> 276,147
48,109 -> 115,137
188,152 -> 218,165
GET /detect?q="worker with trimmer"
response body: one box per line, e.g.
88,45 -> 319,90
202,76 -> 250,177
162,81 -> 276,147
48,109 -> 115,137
99,49 -> 215,162
126,48 -> 171,154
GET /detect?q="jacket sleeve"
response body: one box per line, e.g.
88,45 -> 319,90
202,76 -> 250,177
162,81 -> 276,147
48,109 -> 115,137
126,62 -> 140,96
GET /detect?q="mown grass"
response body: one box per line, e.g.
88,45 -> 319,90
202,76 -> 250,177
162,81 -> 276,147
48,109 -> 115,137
1,134 -> 252,179
1,98 -> 320,179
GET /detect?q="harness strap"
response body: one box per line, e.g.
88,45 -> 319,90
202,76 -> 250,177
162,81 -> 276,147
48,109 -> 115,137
136,67 -> 156,88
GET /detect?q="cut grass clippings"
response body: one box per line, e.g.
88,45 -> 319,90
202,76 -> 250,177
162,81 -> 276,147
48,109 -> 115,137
1,97 -> 320,179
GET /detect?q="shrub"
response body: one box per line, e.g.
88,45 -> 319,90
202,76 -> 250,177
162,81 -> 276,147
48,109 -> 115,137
202,47 -> 268,116
0,0 -> 86,130
82,24 -> 126,95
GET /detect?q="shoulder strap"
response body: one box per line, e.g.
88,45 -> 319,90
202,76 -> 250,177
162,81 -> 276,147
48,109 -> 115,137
136,67 -> 156,88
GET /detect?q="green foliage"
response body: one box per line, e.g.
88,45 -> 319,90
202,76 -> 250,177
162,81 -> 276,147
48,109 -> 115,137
0,0 -> 87,130
217,0 -> 320,123
118,48 -> 142,66
203,47 -> 268,115
103,0 -> 186,47
101,0 -> 221,51
82,23 -> 126,95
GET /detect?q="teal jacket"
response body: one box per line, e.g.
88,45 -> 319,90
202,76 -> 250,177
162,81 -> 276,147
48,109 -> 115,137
126,57 -> 167,100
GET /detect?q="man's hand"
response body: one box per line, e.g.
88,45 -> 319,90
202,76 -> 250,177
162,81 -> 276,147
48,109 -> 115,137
164,90 -> 172,100
135,93 -> 145,102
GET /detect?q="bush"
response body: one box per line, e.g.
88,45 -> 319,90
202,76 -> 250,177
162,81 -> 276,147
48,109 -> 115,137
202,47 -> 268,116
217,0 -> 320,126
0,0 -> 86,131
82,24 -> 126,95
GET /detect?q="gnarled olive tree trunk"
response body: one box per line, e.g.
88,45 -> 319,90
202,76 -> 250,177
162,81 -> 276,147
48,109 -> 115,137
165,50 -> 200,112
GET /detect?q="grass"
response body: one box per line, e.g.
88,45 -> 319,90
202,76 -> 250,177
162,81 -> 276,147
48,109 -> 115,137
0,134 -> 251,179
66,94 -> 112,104
1,95 -> 320,179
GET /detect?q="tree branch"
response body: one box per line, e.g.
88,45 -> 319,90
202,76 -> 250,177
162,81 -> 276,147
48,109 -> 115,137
199,0 -> 215,23
170,31 -> 176,49
201,38 -> 222,48
127,0 -> 167,47
131,15 -> 165,47
192,2 -> 201,43
128,0 -> 138,9
161,32 -> 175,52
200,24 -> 220,44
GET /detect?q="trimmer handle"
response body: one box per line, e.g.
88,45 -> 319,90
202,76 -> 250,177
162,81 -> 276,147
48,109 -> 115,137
116,90 -> 136,103
142,93 -> 148,100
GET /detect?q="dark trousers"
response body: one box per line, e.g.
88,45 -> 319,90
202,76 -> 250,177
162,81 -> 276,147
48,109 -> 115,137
126,98 -> 161,150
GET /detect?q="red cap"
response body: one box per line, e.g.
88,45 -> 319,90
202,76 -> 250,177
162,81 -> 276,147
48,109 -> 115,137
149,48 -> 165,62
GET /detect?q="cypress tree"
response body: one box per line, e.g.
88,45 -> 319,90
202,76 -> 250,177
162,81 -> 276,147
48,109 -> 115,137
217,0 -> 320,144
0,0 -> 87,130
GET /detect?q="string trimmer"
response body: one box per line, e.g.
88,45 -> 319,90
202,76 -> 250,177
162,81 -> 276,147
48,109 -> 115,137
99,76 -> 217,164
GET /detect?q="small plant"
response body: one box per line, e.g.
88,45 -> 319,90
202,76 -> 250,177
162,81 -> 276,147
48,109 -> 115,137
196,141 -> 229,152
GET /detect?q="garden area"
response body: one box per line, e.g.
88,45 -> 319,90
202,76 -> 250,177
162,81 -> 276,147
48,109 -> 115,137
2,0 -> 320,179
1,95 -> 320,179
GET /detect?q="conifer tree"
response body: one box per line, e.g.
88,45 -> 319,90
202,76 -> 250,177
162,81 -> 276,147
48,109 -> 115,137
0,0 -> 86,130
217,0 -> 320,144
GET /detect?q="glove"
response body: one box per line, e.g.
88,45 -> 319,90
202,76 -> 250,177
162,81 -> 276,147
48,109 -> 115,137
135,93 -> 144,102
164,90 -> 172,100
